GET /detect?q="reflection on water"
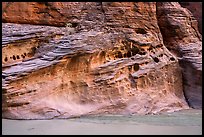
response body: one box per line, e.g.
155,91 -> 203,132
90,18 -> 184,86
2,109 -> 202,135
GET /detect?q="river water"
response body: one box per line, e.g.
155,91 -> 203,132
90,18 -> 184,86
2,109 -> 202,135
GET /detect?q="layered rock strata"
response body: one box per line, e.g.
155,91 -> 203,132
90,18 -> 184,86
157,2 -> 202,108
2,2 -> 199,119
179,2 -> 202,34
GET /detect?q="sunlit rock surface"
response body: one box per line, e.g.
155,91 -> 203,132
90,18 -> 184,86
2,2 -> 201,119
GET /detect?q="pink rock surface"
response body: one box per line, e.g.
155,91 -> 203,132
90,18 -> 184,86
2,2 -> 201,119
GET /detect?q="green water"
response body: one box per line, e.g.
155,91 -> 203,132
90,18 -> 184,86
2,109 -> 202,135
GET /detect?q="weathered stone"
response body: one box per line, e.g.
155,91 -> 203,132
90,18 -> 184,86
157,2 -> 202,109
179,2 -> 202,34
2,2 -> 201,119
2,2 -> 68,27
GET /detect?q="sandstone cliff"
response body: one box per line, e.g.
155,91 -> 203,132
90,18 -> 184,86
2,2 -> 201,119
179,2 -> 202,35
157,2 -> 202,109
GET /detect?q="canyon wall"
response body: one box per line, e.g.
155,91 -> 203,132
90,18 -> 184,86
2,2 -> 201,119
179,2 -> 202,34
157,2 -> 202,109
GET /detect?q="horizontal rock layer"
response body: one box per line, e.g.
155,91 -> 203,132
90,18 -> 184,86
157,2 -> 202,109
179,2 -> 202,34
2,2 -> 201,119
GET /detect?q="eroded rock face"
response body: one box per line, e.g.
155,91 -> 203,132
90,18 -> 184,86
179,2 -> 202,34
1,2 -> 196,119
157,2 -> 202,109
2,2 -> 68,27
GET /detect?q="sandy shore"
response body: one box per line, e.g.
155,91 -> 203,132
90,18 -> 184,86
2,109 -> 202,135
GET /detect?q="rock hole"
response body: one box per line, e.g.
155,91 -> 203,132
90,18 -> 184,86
118,9 -> 125,14
135,28 -> 147,34
31,47 -> 36,53
124,25 -> 131,28
138,52 -> 146,55
100,51 -> 106,59
170,57 -> 175,61
16,55 -> 20,59
131,46 -> 139,55
148,47 -> 153,51
127,51 -> 132,57
128,66 -> 132,71
117,51 -> 123,58
134,63 -> 139,71
72,22 -> 78,28
4,57 -> 8,62
153,57 -> 159,63
156,44 -> 163,48
133,4 -> 139,12
21,55 -> 25,59
123,53 -> 127,58
120,47 -> 125,50
24,53 -> 27,56
13,55 -> 16,60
